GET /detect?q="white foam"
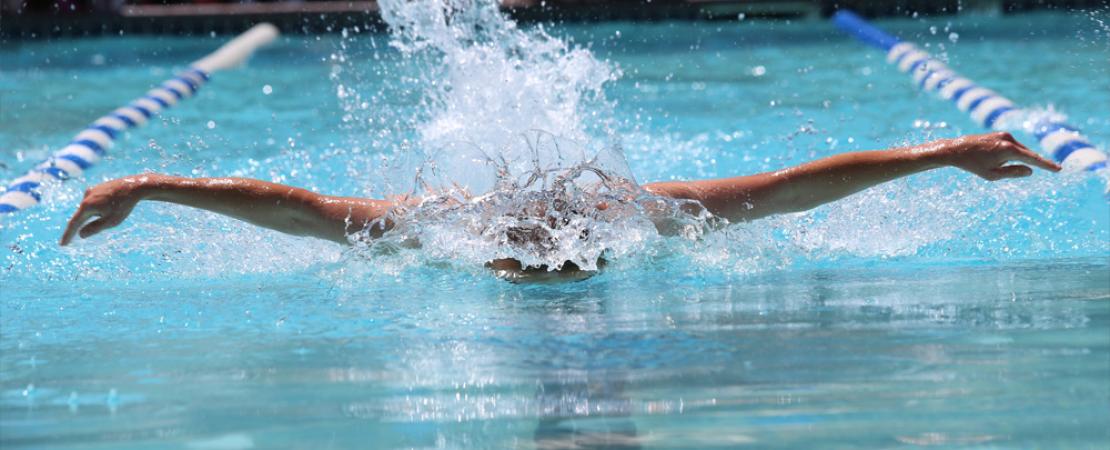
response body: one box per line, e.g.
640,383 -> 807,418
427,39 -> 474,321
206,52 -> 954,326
366,0 -> 700,270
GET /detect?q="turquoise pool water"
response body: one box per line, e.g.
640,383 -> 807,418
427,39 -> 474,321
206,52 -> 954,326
2,7 -> 1109,449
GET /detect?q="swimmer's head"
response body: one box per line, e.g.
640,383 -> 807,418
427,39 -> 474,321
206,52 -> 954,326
486,258 -> 600,283
486,196 -> 603,282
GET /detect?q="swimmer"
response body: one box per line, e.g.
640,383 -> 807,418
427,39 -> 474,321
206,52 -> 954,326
59,132 -> 1059,280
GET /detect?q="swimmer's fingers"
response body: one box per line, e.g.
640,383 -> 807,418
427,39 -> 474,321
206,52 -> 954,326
60,199 -> 132,245
60,205 -> 96,246
77,214 -> 123,240
1009,146 -> 1061,172
987,164 -> 1034,180
968,132 -> 1060,173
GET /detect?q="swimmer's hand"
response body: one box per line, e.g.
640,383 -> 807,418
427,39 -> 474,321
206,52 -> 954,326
938,131 -> 1061,180
60,176 -> 145,245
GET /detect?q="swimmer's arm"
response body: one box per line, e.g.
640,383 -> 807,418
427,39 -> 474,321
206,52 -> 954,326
643,132 -> 1060,223
60,174 -> 395,245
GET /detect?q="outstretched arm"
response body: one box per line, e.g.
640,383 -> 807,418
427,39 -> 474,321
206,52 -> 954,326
60,174 -> 395,245
643,132 -> 1060,223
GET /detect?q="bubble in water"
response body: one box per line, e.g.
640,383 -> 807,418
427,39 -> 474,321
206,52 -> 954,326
262,85 -> 273,95
948,32 -> 959,43
206,121 -> 216,129
107,388 -> 119,413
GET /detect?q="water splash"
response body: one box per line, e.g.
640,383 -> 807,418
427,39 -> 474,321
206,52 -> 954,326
779,170 -> 1107,260
377,0 -> 628,192
363,0 -> 707,270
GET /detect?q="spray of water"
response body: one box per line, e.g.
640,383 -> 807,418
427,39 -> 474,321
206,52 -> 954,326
359,0 -> 709,271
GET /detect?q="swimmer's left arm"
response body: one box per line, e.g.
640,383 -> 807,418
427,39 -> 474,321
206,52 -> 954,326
644,132 -> 1060,223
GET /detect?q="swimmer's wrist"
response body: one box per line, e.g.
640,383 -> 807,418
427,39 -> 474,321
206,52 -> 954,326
916,138 -> 962,169
126,173 -> 179,201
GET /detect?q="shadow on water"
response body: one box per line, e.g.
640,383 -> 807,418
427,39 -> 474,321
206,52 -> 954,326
533,376 -> 640,450
504,289 -> 642,450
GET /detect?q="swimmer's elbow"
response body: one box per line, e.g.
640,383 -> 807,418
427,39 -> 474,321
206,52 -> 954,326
248,194 -> 350,244
292,206 -> 355,244
294,194 -> 390,244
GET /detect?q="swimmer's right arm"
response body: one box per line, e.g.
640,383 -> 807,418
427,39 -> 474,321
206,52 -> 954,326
60,174 -> 395,246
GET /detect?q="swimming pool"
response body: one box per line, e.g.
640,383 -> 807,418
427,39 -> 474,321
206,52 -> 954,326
2,5 -> 1109,448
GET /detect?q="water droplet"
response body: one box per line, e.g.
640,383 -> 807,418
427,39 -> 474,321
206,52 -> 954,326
107,388 -> 119,413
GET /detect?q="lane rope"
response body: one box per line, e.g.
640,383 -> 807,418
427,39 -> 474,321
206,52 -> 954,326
0,23 -> 280,214
832,10 -> 1108,174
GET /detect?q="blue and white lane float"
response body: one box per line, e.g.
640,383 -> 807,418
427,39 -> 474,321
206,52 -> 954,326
0,23 -> 280,214
832,10 -> 1108,174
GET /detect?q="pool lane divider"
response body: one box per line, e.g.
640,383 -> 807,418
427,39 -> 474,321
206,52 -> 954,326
0,23 -> 280,214
831,10 -> 1108,174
